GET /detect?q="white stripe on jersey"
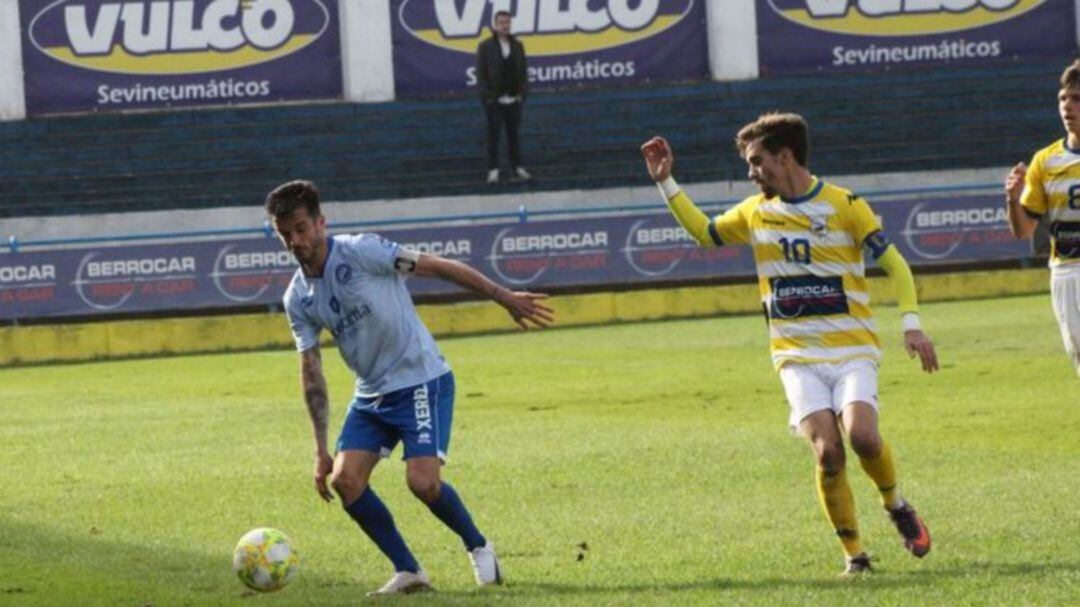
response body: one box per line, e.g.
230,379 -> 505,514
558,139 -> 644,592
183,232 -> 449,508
752,229 -> 855,247
1047,207 -> 1080,222
845,290 -> 871,306
758,200 -> 838,219
770,316 -> 877,338
1041,180 -> 1080,196
758,260 -> 866,278
774,344 -> 881,361
1043,153 -> 1080,171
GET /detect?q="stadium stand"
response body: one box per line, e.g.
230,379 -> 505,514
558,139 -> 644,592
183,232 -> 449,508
0,61 -> 1063,219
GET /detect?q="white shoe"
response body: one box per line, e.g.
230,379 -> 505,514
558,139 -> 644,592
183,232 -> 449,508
468,541 -> 503,585
514,166 -> 532,180
486,169 -> 499,184
367,570 -> 433,595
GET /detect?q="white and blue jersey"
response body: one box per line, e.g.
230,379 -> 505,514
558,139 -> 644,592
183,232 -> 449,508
283,233 -> 450,398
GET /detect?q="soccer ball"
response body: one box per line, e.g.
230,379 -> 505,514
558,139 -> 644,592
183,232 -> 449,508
232,527 -> 300,592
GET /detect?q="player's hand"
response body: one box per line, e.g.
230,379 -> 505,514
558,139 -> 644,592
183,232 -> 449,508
313,452 -> 334,502
495,289 -> 554,329
1004,162 -> 1027,203
641,136 -> 674,182
904,330 -> 939,374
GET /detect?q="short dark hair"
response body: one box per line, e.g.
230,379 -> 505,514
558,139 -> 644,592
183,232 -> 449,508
1061,59 -> 1080,90
265,180 -> 320,219
735,112 -> 810,167
493,10 -> 511,21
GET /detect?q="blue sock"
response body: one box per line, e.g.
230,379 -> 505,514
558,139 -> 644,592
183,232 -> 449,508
344,487 -> 420,573
426,482 -> 486,551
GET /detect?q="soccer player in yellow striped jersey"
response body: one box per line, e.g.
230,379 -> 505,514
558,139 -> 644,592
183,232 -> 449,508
1005,59 -> 1080,377
641,113 -> 939,577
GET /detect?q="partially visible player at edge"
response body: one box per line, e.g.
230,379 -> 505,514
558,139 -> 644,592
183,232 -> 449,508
641,114 -> 938,576
267,180 -> 554,594
1005,59 -> 1080,377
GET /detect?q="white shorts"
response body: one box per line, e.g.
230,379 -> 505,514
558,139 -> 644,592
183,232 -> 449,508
779,358 -> 880,429
1051,264 -> 1080,377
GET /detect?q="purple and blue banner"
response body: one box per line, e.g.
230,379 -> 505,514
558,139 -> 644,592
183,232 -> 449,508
18,0 -> 342,116
0,192 -> 1030,321
757,0 -> 1077,76
391,0 -> 709,96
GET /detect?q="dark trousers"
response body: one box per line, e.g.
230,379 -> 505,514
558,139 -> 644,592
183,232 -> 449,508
485,101 -> 523,170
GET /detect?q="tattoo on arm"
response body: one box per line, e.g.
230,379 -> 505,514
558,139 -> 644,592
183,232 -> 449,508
300,348 -> 329,451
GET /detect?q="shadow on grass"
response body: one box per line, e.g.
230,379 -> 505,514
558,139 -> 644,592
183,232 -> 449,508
0,516 -> 351,605
509,560 -> 1080,596
5,517 -> 1078,605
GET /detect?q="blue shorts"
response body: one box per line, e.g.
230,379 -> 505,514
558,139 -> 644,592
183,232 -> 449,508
336,372 -> 455,461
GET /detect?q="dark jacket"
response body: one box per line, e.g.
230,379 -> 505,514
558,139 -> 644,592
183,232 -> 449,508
476,34 -> 527,104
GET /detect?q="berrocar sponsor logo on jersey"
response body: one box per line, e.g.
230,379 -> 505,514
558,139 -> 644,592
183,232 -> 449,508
902,201 -> 1012,260
212,244 -> 296,303
28,0 -> 332,75
74,251 -> 197,310
488,227 -> 609,285
766,0 -> 1046,36
397,0 -> 696,57
769,276 -> 849,319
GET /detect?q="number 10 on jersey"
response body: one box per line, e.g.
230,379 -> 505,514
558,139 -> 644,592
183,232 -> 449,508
778,237 -> 811,264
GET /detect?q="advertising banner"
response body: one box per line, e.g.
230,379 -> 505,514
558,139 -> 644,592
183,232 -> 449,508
390,0 -> 710,96
0,192 -> 1029,321
757,0 -> 1077,75
18,0 -> 342,115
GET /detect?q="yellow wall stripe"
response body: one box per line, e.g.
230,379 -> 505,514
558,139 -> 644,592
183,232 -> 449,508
0,268 -> 1050,366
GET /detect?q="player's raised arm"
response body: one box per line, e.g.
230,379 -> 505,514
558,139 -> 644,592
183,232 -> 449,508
411,253 -> 554,330
641,136 -> 728,247
299,346 -> 334,502
1004,162 -> 1039,239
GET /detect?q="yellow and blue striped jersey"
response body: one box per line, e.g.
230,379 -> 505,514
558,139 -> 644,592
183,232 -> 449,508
1021,139 -> 1080,267
707,179 -> 884,369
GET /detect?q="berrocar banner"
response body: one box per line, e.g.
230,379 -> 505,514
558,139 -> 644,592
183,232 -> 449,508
0,191 -> 1031,321
390,0 -> 710,96
19,0 -> 343,115
757,0 -> 1077,75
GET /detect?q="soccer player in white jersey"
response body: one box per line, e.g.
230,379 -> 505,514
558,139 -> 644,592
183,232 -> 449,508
1005,59 -> 1080,377
266,180 -> 553,594
640,113 -> 939,576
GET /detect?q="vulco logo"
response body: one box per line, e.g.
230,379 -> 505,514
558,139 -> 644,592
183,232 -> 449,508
28,0 -> 331,75
767,0 -> 1044,36
398,0 -> 695,56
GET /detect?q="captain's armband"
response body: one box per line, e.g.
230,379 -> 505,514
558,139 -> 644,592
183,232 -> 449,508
863,230 -> 892,260
393,247 -> 421,274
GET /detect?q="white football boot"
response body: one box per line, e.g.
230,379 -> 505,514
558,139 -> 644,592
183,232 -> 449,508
366,570 -> 433,595
468,541 -> 504,585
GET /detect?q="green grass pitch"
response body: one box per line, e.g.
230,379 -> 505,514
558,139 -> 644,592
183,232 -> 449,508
1,294 -> 1078,606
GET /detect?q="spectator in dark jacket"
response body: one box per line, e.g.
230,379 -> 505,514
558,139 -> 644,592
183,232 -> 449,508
477,11 -> 531,184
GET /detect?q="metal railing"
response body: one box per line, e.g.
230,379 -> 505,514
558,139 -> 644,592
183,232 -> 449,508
2,182 -> 1001,253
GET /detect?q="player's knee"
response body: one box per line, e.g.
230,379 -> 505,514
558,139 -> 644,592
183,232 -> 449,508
330,470 -> 368,501
848,430 -> 882,459
406,474 -> 441,504
814,439 -> 846,471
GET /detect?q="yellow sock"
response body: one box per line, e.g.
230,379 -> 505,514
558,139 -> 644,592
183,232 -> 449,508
816,466 -> 862,558
858,441 -> 902,510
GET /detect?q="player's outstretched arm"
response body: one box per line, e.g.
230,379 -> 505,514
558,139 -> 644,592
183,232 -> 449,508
640,136 -> 721,247
414,254 -> 554,330
1005,162 -> 1038,239
300,347 -> 334,502
876,245 -> 939,374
